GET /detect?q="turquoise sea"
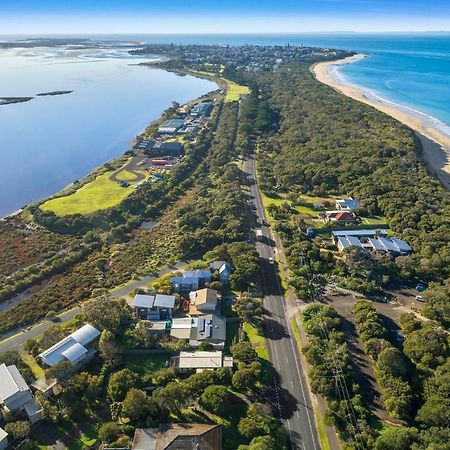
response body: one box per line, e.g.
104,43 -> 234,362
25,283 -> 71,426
1,33 -> 449,216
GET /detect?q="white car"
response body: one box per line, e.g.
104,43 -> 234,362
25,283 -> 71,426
415,295 -> 424,302
268,257 -> 275,265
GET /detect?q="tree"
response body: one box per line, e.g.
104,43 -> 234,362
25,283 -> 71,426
422,280 -> 450,326
98,422 -> 122,443
108,369 -> 140,402
399,313 -> 422,335
238,403 -> 277,440
40,326 -> 65,350
238,435 -> 277,450
45,360 -> 72,382
82,298 -> 131,333
99,330 -> 123,366
200,385 -> 228,414
4,420 -> 31,439
134,321 -> 157,348
234,295 -> 262,322
122,388 -> 158,423
403,325 -> 449,370
374,427 -> 418,450
377,347 -> 408,379
231,341 -> 257,362
232,363 -> 261,392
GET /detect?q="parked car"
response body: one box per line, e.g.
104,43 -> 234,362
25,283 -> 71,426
416,283 -> 426,292
268,257 -> 275,265
415,295 -> 424,302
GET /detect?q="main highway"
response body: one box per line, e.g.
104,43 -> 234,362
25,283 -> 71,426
243,152 -> 320,450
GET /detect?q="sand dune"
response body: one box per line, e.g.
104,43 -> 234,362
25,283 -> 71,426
312,55 -> 450,191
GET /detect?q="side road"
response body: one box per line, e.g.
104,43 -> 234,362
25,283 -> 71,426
0,260 -> 191,354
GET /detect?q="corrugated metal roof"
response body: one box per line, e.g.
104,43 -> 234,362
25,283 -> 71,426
70,324 -> 101,346
391,238 -> 412,253
177,351 -> 226,369
368,237 -> 384,251
0,364 -> 30,402
0,428 -> 8,441
378,237 -> 400,253
154,294 -> 176,309
61,342 -> 88,363
332,229 -> 387,237
133,294 -> 155,309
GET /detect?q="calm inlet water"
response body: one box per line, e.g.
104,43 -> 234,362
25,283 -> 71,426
0,45 -> 216,217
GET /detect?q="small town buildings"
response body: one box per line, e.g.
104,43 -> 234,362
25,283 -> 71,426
170,270 -> 212,293
134,139 -> 184,157
218,262 -> 232,283
189,314 -> 227,349
332,230 -> 412,255
0,429 -> 7,450
189,288 -> 219,315
158,119 -> 185,135
133,294 -> 176,320
190,101 -> 213,117
335,198 -> 360,211
322,210 -> 357,224
0,364 -> 42,424
172,351 -> 233,373
38,324 -> 100,368
132,424 -> 222,450
170,314 -> 227,349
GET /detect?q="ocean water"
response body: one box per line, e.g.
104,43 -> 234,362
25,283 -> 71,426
0,44 -> 216,217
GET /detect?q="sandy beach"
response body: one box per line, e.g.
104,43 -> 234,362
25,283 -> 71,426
312,55 -> 450,190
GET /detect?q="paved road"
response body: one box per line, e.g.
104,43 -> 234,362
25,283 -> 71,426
0,260 -> 191,355
243,154 -> 320,450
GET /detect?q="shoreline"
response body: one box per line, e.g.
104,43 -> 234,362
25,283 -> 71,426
311,55 -> 450,191
1,62 -> 219,220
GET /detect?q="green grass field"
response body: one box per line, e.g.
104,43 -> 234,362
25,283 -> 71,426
40,172 -> 138,216
115,170 -> 146,182
123,353 -> 169,377
243,322 -> 268,361
225,80 -> 250,102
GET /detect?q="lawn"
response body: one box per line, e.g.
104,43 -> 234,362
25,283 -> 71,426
22,351 -> 45,378
115,170 -> 147,182
225,80 -> 250,102
123,353 -> 169,377
243,322 -> 268,361
40,172 -> 137,216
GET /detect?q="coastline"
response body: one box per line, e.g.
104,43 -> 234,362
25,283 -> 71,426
311,55 -> 450,191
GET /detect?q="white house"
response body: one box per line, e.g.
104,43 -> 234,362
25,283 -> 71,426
0,364 -> 42,424
170,270 -> 212,293
38,323 -> 100,368
173,351 -> 233,373
335,198 -> 360,211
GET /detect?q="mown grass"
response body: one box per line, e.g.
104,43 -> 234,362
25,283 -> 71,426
225,81 -> 250,102
123,353 -> 169,377
115,170 -> 146,182
243,322 -> 268,361
22,351 -> 45,378
40,172 -> 137,216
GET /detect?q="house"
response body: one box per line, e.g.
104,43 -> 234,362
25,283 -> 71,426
322,210 -> 357,224
218,263 -> 232,283
332,230 -> 412,255
133,294 -> 176,320
0,364 -> 42,424
189,288 -> 219,315
209,261 -> 227,271
170,315 -> 227,349
134,140 -> 184,157
189,314 -> 227,349
158,119 -> 185,135
170,270 -> 212,293
0,429 -> 7,450
38,324 -> 100,368
335,198 -> 360,211
172,351 -> 233,373
132,424 -> 222,450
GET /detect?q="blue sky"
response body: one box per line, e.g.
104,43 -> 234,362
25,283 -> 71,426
1,0 -> 450,33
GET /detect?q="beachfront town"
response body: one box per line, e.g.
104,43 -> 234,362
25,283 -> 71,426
0,41 -> 448,450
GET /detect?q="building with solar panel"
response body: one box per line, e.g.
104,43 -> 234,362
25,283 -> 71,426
158,118 -> 185,134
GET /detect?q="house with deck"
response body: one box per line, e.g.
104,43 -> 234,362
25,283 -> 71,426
189,288 -> 219,315
170,270 -> 212,293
